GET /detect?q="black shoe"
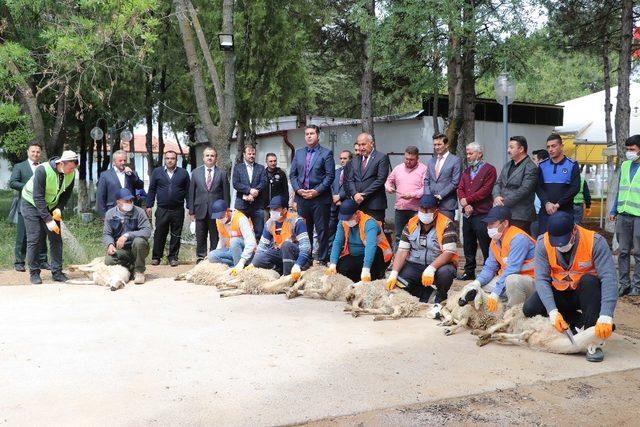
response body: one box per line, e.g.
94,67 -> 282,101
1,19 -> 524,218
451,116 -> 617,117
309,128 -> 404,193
15,264 -> 26,272
52,271 -> 68,282
30,272 -> 42,285
151,259 -> 160,266
628,287 -> 640,297
170,259 -> 179,267
586,347 -> 604,362
196,258 -> 205,263
619,285 -> 631,297
457,272 -> 476,281
40,262 -> 51,270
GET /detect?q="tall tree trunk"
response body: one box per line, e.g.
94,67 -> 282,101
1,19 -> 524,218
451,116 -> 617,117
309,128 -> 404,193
100,121 -> 109,173
48,82 -> 68,157
615,0 -> 633,164
602,37 -> 613,146
457,1 -> 476,161
145,71 -> 155,175
77,119 -> 90,213
157,66 -> 167,165
219,0 -> 236,169
88,123 -> 94,181
446,22 -> 463,152
360,0 -> 375,138
173,129 -> 189,168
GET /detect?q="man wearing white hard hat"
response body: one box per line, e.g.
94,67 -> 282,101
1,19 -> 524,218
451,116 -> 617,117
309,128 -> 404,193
21,150 -> 79,284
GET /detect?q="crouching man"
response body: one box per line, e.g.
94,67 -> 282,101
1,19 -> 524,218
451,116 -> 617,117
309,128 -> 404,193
468,206 -> 536,312
208,200 -> 257,273
327,199 -> 392,282
386,194 -> 458,303
103,188 -> 152,284
523,211 -> 618,362
249,196 -> 311,280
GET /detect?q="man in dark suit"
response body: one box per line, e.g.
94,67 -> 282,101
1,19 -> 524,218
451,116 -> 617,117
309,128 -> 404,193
328,149 -> 353,254
345,132 -> 390,223
188,147 -> 230,262
264,152 -> 289,214
233,144 -> 267,241
146,150 -> 191,266
8,142 -> 48,271
290,125 -> 335,263
96,149 -> 144,217
424,133 -> 462,221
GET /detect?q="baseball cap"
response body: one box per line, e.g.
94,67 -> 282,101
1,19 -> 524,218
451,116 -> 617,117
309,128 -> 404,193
267,196 -> 287,209
115,188 -> 134,201
339,199 -> 359,220
482,206 -> 512,223
419,194 -> 439,209
210,199 -> 229,219
547,211 -> 575,247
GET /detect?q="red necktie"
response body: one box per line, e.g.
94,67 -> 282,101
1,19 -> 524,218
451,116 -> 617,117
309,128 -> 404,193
361,156 -> 367,170
206,168 -> 213,191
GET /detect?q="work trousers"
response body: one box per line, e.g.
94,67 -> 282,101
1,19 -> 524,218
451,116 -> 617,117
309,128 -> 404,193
252,241 -> 300,275
105,237 -> 150,273
21,202 -> 62,275
336,247 -> 389,283
523,274 -> 601,329
462,214 -> 490,275
195,217 -> 218,261
483,274 -> 535,308
616,213 -> 640,290
14,210 -> 47,268
394,209 -> 416,251
398,261 -> 456,303
152,207 -> 185,262
246,206 -> 265,243
298,199 -> 330,262
208,238 -> 246,266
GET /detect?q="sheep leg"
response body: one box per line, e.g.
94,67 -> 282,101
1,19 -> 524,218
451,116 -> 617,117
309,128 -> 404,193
373,306 -> 402,321
444,318 -> 469,336
219,289 -> 246,298
261,275 -> 294,294
356,307 -> 393,317
486,331 -> 532,346
65,279 -> 95,285
343,304 -> 353,311
286,279 -> 306,299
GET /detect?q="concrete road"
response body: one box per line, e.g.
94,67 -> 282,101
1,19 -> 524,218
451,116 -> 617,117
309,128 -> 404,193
1,279 -> 639,426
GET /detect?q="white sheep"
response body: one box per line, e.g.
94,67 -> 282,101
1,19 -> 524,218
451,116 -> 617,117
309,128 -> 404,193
174,260 -> 230,286
217,267 -> 289,297
65,257 -> 131,291
343,280 -> 428,321
285,266 -> 354,301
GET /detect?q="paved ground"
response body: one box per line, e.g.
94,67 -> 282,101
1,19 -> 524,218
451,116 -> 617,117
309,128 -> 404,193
1,272 -> 639,426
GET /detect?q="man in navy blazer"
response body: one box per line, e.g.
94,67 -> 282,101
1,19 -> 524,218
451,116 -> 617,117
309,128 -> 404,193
424,133 -> 462,220
96,150 -> 144,217
289,125 -> 336,263
328,149 -> 353,253
232,144 -> 267,240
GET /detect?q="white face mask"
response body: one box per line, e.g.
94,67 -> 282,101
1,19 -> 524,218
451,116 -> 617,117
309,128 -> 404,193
626,151 -> 639,161
270,210 -> 282,221
557,241 -> 574,253
345,219 -> 357,228
487,223 -> 505,240
418,212 -> 434,224
120,202 -> 133,212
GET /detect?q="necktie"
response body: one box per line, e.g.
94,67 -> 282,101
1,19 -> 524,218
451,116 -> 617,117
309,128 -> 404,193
339,169 -> 344,185
304,150 -> 313,189
206,168 -> 213,191
435,156 -> 443,178
361,156 -> 368,171
33,162 -> 39,166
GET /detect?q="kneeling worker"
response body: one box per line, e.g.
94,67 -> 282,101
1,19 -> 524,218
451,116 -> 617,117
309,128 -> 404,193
523,211 -> 617,362
468,206 -> 536,312
386,194 -> 458,302
103,188 -> 152,284
250,196 -> 310,279
328,199 -> 392,282
208,200 -> 257,273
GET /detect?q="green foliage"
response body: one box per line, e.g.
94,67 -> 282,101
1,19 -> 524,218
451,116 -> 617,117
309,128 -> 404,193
0,103 -> 34,163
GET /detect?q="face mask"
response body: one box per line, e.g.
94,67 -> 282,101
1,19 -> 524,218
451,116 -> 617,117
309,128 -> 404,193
345,219 -> 357,228
418,212 -> 434,224
270,210 -> 282,221
626,151 -> 639,161
120,203 -> 133,212
557,241 -> 574,253
469,159 -> 480,167
487,223 -> 505,240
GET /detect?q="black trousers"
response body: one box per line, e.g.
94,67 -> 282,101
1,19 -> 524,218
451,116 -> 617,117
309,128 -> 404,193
152,207 -> 185,261
337,248 -> 389,282
462,214 -> 490,275
328,203 -> 340,258
298,199 -> 330,262
195,217 -> 218,260
15,211 -> 47,267
523,274 -> 601,329
245,206 -> 265,242
21,202 -> 63,274
510,219 -> 531,235
398,261 -> 456,303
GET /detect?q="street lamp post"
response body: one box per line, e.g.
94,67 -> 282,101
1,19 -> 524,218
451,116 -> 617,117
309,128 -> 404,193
495,72 -> 516,166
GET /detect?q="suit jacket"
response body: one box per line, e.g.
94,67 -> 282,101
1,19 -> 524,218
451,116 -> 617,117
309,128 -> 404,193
289,144 -> 335,205
424,152 -> 462,212
146,166 -> 191,210
345,150 -> 391,211
188,165 -> 230,220
96,167 -> 144,217
8,160 -> 35,219
331,166 -> 348,200
493,156 -> 538,222
232,162 -> 267,211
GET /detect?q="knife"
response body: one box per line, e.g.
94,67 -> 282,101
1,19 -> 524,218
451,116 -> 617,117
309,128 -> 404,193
564,328 -> 576,345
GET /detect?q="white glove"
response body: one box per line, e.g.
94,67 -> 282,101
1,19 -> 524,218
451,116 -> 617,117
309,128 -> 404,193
549,309 -> 569,332
230,258 -> 246,276
189,221 -> 196,234
326,264 -> 337,275
386,270 -> 399,290
291,264 -> 302,280
46,220 -> 60,234
361,267 -> 371,282
421,265 -> 436,287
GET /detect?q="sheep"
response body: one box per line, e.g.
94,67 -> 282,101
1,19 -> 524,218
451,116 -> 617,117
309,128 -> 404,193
174,260 -> 230,286
216,267 -> 290,297
474,305 -> 604,354
65,257 -> 131,291
432,281 -> 505,336
285,266 -> 354,301
342,280 -> 428,321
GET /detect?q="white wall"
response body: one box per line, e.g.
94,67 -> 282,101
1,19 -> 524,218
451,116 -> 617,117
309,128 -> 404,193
0,158 -> 12,190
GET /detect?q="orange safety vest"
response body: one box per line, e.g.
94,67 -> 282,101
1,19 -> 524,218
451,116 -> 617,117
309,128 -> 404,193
340,211 -> 393,262
543,225 -> 598,291
406,213 -> 459,267
489,226 -> 535,277
216,210 -> 253,248
270,212 -> 302,249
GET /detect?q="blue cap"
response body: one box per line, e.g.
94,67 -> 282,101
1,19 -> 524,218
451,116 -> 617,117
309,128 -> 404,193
267,196 -> 287,209
115,188 -> 134,201
482,206 -> 512,223
547,211 -> 575,246
419,194 -> 439,209
339,199 -> 359,220
210,199 -> 229,219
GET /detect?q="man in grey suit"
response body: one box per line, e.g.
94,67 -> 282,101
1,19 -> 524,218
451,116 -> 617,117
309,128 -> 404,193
424,134 -> 462,220
8,142 -> 48,271
188,147 -> 230,262
492,135 -> 538,234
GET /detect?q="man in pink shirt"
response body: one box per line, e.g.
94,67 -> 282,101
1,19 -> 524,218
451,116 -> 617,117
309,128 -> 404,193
385,146 -> 427,249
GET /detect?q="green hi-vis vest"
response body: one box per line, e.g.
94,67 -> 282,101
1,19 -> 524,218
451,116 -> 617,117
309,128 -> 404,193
617,160 -> 640,216
574,177 -> 585,204
22,163 -> 75,210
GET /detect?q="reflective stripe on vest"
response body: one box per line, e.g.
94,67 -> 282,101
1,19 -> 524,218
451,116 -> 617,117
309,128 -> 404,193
406,213 -> 459,267
270,213 -> 302,249
22,163 -> 75,210
542,225 -> 598,291
340,211 -> 393,262
216,210 -> 253,248
489,226 -> 535,277
617,160 -> 640,216
573,177 -> 585,204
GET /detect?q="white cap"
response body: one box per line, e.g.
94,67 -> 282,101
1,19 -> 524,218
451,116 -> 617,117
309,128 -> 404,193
56,150 -> 79,163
